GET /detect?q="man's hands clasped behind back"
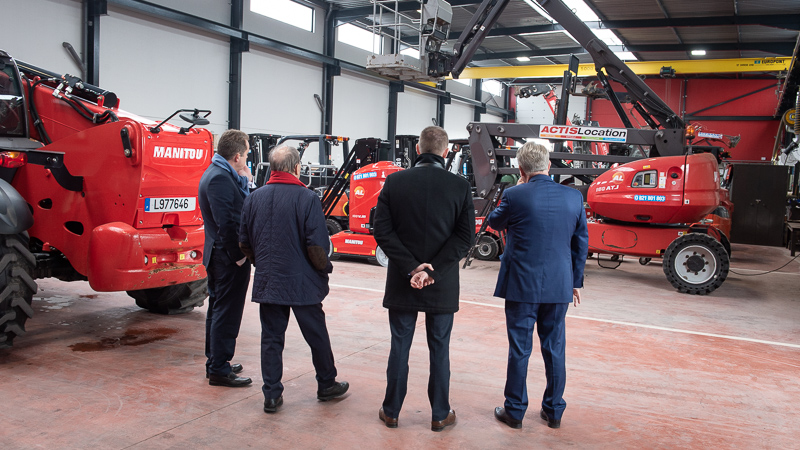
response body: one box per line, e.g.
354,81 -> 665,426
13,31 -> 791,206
410,263 -> 434,290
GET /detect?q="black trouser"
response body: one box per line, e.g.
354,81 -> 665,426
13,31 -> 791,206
259,303 -> 337,401
204,252 -> 251,376
383,309 -> 454,422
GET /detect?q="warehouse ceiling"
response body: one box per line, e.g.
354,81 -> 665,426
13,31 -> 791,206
323,0 -> 800,71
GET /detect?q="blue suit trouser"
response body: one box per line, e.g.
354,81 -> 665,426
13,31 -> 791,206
503,301 -> 569,422
259,303 -> 338,401
383,309 -> 454,422
204,252 -> 251,376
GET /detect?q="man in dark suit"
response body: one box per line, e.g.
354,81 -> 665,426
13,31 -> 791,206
373,126 -> 475,432
198,129 -> 253,387
239,145 -> 349,414
488,142 -> 588,429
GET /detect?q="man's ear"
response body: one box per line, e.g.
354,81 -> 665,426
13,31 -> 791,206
416,143 -> 421,155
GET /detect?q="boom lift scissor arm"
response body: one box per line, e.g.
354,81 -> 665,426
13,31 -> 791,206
430,0 -> 685,136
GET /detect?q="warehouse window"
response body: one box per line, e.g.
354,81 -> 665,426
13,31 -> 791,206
251,0 -> 314,32
338,23 -> 382,53
482,79 -> 503,97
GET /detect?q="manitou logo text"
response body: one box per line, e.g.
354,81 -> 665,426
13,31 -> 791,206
345,239 -> 363,245
153,146 -> 205,159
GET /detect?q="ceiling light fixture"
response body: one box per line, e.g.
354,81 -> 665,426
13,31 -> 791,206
691,49 -> 707,56
516,56 -> 531,62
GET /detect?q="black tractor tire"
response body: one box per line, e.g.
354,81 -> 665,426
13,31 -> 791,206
663,233 -> 729,295
0,233 -> 37,349
475,235 -> 500,260
326,218 -> 344,236
127,278 -> 208,315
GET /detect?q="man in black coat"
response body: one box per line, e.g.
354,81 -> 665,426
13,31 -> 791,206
198,129 -> 253,387
373,126 -> 475,432
239,145 -> 349,414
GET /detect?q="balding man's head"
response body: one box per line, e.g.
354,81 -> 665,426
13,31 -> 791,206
269,145 -> 301,173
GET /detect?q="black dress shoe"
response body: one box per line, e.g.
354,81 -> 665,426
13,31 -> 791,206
263,396 -> 283,414
494,407 -> 522,429
206,363 -> 243,379
317,381 -> 349,401
208,372 -> 252,387
540,409 -> 561,429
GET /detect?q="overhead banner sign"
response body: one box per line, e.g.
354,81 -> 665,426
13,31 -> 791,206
539,125 -> 628,143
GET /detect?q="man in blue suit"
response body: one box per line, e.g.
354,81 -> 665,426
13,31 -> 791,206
198,129 -> 253,387
488,142 -> 588,429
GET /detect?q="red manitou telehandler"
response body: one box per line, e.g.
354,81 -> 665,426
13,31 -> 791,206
0,50 -> 210,348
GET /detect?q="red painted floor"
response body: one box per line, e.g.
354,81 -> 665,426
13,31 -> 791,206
1,243 -> 798,449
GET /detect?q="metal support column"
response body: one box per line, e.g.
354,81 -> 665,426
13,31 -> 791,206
473,79 -> 486,122
84,0 -> 106,85
388,81 -> 403,161
321,7 -> 339,136
436,81 -> 451,127
228,0 -> 247,130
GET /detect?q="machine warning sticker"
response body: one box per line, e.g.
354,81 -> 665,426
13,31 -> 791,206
145,197 -> 196,212
353,172 -> 377,181
539,125 -> 627,143
634,195 -> 666,202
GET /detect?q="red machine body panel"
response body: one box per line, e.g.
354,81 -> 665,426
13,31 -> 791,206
11,77 -> 211,291
330,232 -> 378,257
588,222 -> 690,258
588,153 -> 720,224
347,161 -> 403,234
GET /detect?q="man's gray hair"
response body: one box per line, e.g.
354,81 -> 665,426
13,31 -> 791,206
516,142 -> 550,174
269,145 -> 301,173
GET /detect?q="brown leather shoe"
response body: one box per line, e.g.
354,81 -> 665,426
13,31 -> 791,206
379,407 -> 398,428
431,409 -> 456,432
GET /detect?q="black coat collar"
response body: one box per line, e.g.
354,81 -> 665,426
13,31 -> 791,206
414,153 -> 446,169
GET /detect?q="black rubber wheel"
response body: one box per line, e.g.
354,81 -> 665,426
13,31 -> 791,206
127,278 -> 208,315
475,235 -> 500,260
326,218 -> 343,236
610,254 -> 621,262
662,233 -> 729,295
639,257 -> 652,265
0,233 -> 37,349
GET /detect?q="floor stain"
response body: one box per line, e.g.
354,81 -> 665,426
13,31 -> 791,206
69,327 -> 178,352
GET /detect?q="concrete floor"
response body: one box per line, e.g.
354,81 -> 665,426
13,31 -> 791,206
1,243 -> 798,449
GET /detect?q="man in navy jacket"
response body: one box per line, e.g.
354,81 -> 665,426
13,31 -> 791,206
198,129 -> 253,387
239,145 -> 348,414
488,142 -> 588,430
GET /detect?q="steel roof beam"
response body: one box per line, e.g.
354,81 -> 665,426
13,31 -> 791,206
458,57 -> 792,79
470,41 -> 795,61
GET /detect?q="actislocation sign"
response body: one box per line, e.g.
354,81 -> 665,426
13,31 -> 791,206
539,125 -> 627,143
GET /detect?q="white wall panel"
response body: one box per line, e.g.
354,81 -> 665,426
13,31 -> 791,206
397,88 -> 437,135
157,0 -> 229,24
481,113 -> 505,123
240,47 -> 322,143
516,87 -> 587,125
445,102 -> 475,140
1,0 -> 82,76
101,6 -> 230,135
332,71 -> 389,166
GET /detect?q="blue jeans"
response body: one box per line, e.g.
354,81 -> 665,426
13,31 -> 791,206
383,309 -> 454,422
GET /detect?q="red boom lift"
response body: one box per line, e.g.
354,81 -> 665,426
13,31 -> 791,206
0,50 -> 211,348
